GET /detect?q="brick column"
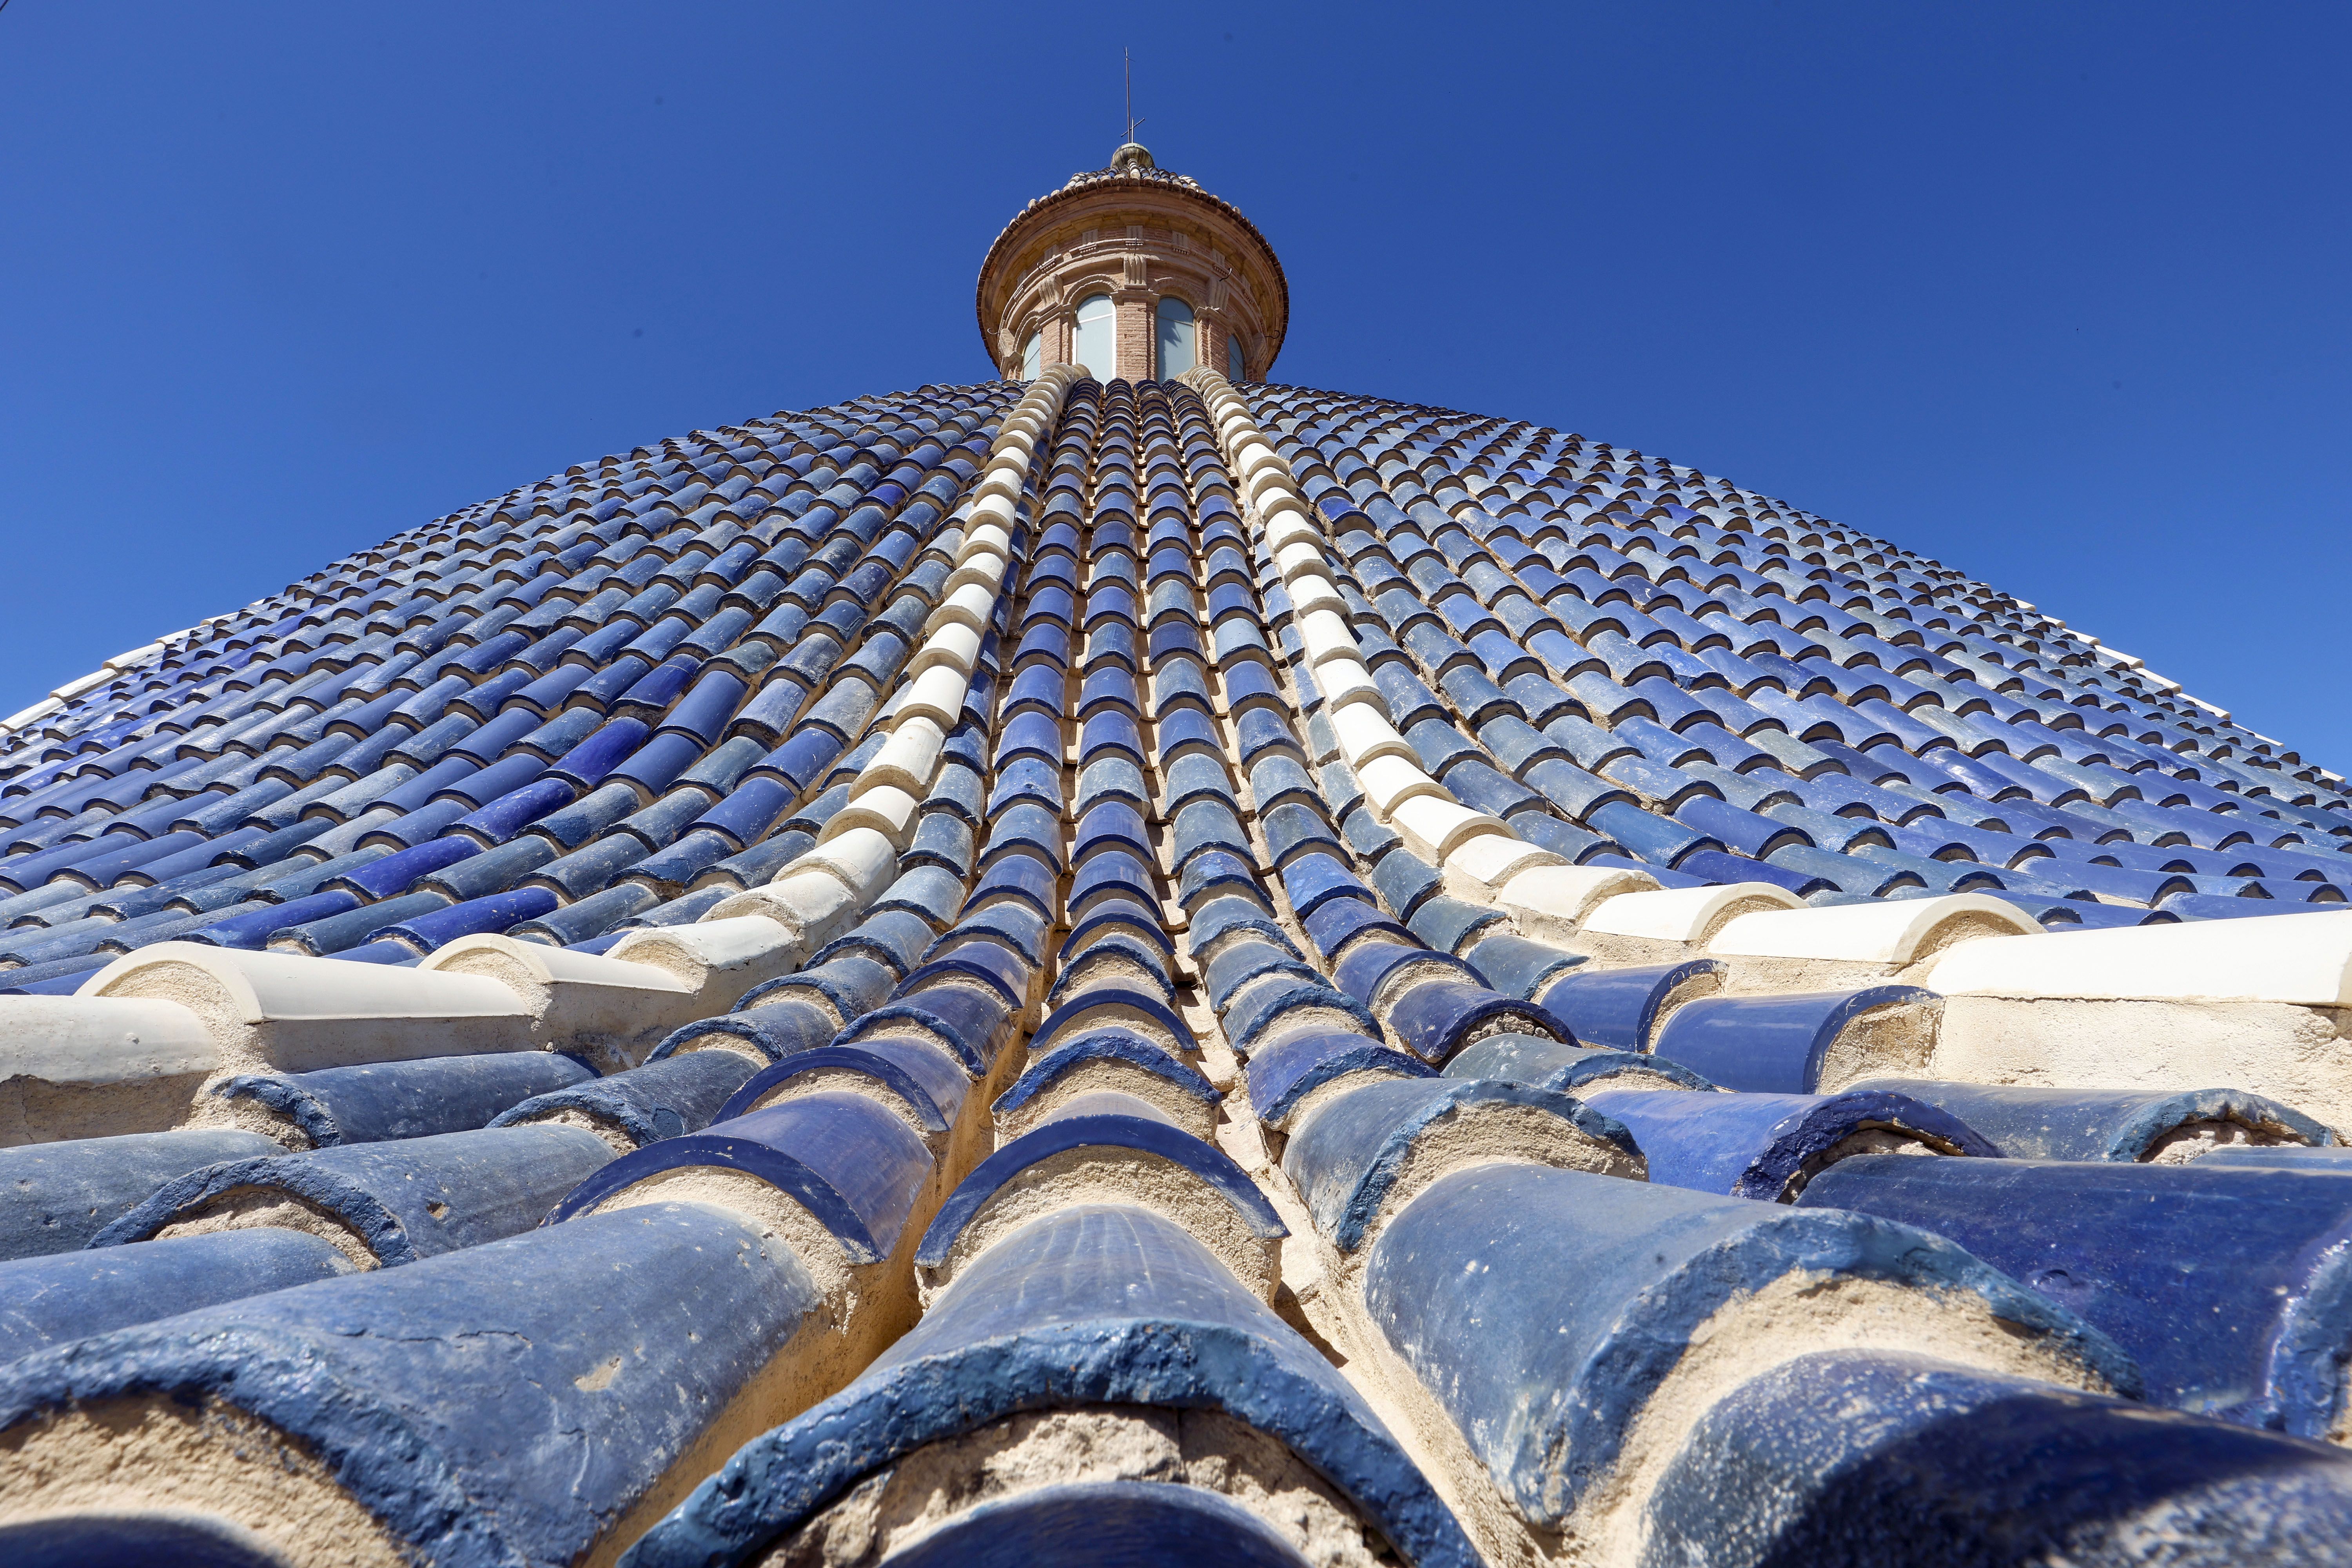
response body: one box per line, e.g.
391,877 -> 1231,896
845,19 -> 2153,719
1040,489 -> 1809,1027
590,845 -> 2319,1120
1113,287 -> 1155,383
1198,311 -> 1233,381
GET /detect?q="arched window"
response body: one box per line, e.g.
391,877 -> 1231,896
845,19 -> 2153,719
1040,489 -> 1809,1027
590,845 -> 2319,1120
1155,296 -> 1195,379
1073,294 -> 1114,381
1225,332 -> 1246,382
1020,328 -> 1042,380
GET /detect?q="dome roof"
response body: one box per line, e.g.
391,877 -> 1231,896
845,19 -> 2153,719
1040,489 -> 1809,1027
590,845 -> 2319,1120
5,172 -> 2349,1568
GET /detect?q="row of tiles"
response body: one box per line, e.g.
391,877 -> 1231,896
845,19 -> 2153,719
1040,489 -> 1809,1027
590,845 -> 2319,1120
1,373 -> 2350,1565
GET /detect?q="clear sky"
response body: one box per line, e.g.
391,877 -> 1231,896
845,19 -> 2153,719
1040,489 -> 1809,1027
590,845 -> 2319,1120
2,3 -> 2345,764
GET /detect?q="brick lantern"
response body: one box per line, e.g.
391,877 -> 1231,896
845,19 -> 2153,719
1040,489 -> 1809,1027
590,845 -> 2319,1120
976,142 -> 1288,384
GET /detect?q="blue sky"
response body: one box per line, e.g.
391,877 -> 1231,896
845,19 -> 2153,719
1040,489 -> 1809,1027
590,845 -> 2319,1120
2,3 -> 2345,762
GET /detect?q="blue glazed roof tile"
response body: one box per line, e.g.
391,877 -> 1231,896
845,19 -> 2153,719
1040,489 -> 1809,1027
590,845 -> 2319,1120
1,260 -> 2349,1564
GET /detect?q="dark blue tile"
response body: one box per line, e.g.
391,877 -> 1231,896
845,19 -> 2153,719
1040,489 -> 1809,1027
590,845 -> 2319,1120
1651,985 -> 1943,1095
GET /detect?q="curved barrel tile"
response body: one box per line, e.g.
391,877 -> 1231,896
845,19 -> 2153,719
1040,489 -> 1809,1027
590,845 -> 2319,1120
990,1031 -> 1221,1141
1329,939 -> 1478,1016
606,915 -> 808,1023
1362,1163 -> 2137,1540
1650,985 -> 1943,1094
1797,1154 -> 2352,1436
1029,985 -> 1194,1058
488,1050 -> 757,1150
0,995 -> 221,1144
550,1094 -> 933,1276
0,1228 -> 355,1364
93,1122 -> 617,1265
0,1127 -> 283,1259
1579,1086 -> 1996,1201
1709,894 -> 2042,973
915,1111 -> 1287,1304
1245,1028 -> 1437,1134
649,994 -> 839,1067
0,1203 -> 825,1567
1283,1076 -> 1644,1251
210,1048 -> 595,1149
1445,1032 -> 1720,1093
1534,957 -> 1725,1053
719,1039 -> 969,1142
417,933 -> 700,1067
1641,1350 -> 2352,1568
1849,1077 -> 2339,1162
1383,977 -> 1571,1066
1459,929 -> 1586,1000
625,1205 -> 1479,1568
1579,882 -> 1805,949
82,941 -> 532,1074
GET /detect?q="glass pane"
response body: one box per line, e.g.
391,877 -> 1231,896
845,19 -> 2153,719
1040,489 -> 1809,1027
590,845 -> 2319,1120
1226,332 -> 1245,381
1021,330 -> 1042,380
1155,297 -> 1195,379
1073,294 -> 1114,382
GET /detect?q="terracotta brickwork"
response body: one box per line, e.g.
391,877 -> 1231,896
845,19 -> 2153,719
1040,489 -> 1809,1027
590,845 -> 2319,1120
976,143 -> 1285,383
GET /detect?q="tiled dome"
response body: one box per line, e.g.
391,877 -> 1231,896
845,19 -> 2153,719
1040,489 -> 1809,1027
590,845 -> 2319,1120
4,211 -> 2352,1564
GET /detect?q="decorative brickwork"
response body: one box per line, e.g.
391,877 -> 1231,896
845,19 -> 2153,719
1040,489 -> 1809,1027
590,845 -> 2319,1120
977,143 -> 1285,383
